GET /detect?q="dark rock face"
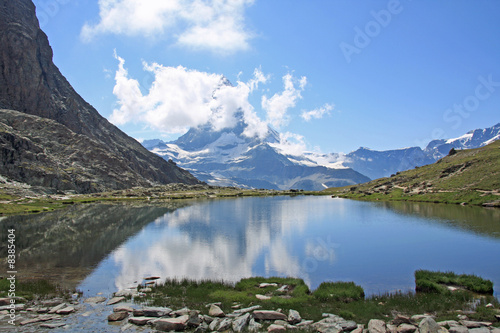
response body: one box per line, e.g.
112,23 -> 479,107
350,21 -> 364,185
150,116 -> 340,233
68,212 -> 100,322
0,0 -> 200,192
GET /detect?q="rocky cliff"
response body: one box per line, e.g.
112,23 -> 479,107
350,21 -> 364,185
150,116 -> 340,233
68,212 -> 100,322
0,0 -> 200,192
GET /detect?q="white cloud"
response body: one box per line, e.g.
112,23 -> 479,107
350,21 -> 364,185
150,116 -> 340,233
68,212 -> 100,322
81,0 -> 255,54
262,74 -> 307,128
110,53 -> 269,137
269,132 -> 308,157
301,103 -> 334,121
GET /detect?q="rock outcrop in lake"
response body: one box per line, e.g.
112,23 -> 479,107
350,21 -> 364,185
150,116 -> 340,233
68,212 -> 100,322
0,0 -> 200,193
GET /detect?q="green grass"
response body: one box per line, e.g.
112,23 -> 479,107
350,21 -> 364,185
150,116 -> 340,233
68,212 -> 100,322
325,140 -> 500,206
313,281 -> 365,302
136,275 -> 499,326
415,270 -> 494,295
0,278 -> 71,301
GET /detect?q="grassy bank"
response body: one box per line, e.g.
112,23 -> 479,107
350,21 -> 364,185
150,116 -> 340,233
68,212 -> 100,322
0,185 -> 318,215
136,273 -> 500,326
0,277 -> 73,301
324,140 -> 500,207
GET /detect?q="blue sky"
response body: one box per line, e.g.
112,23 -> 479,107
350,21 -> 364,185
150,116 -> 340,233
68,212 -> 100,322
33,0 -> 500,154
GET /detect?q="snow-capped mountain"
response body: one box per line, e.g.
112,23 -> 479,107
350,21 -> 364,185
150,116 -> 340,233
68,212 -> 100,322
144,121 -> 499,190
308,123 -> 500,180
143,115 -> 370,190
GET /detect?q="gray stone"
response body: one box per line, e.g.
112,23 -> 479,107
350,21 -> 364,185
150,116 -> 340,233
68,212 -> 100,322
397,324 -> 417,333
288,309 -> 301,324
412,315 -> 432,323
268,324 -> 286,333
460,321 -> 485,329
115,289 -> 135,297
172,307 -> 191,317
369,319 -> 388,333
47,303 -> 66,314
0,298 -> 10,306
339,320 -> 359,331
296,320 -> 314,327
114,305 -> 134,312
254,310 -> 287,321
84,296 -> 106,304
256,294 -> 272,300
438,321 -> 460,327
468,328 -> 490,333
108,311 -> 128,322
56,306 -> 74,315
259,283 -> 278,288
128,316 -> 156,325
420,317 -> 441,333
217,318 -> 233,332
107,296 -> 126,305
495,314 -> 500,321
351,325 -> 365,333
392,315 -> 415,326
387,324 -> 398,333
154,315 -> 189,332
41,299 -> 64,307
233,305 -> 262,314
37,307 -> 49,313
187,311 -> 203,327
248,318 -> 263,332
209,304 -> 225,317
20,317 -> 42,326
209,318 -> 222,331
40,322 -> 66,329
449,326 -> 469,333
143,306 -> 172,317
490,328 -> 500,333
232,313 -> 251,332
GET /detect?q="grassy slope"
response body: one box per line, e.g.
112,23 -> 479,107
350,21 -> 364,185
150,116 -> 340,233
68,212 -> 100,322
324,140 -> 500,206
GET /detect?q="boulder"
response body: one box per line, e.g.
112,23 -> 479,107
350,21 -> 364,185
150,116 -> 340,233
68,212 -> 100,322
128,316 -> 156,325
254,310 -> 287,321
154,315 -> 190,332
108,311 -> 128,322
248,318 -> 263,332
106,296 -> 125,305
143,307 -> 172,317
84,296 -> 106,304
232,313 -> 251,332
173,307 -> 192,317
369,319 -> 388,333
419,317 -> 441,333
217,318 -> 233,332
209,304 -> 225,317
56,306 -> 75,315
460,321 -> 488,328
48,303 -> 67,314
256,294 -> 272,300
0,298 -> 10,306
288,309 -> 301,324
114,305 -> 134,313
392,315 -> 415,326
233,305 -> 261,314
469,328 -> 490,333
397,324 -> 417,333
268,324 -> 286,333
40,322 -> 66,329
260,283 -> 278,288
187,311 -> 203,327
449,326 -> 469,333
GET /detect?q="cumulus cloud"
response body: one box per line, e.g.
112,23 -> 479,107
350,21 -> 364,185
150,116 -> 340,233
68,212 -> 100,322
269,132 -> 308,157
110,53 -> 269,137
81,0 -> 255,54
262,74 -> 307,128
301,103 -> 334,121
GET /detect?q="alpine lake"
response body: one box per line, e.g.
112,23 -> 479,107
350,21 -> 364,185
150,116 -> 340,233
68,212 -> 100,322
1,195 -> 500,298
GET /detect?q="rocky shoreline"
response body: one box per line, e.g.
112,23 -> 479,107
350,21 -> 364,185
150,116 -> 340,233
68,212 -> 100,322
1,292 -> 499,333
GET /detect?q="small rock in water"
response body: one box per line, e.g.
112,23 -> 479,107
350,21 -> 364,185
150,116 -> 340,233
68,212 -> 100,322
56,306 -> 75,315
40,322 -> 67,329
108,311 -> 129,322
84,296 -> 106,304
107,296 -> 125,305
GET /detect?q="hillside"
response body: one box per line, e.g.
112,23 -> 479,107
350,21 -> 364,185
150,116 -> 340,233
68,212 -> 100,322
324,140 -> 500,206
0,0 -> 200,193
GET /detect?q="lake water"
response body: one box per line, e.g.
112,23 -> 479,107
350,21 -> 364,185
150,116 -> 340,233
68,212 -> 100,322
1,196 -> 499,297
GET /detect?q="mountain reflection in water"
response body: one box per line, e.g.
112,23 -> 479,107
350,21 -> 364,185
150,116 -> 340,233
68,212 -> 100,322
2,196 -> 499,297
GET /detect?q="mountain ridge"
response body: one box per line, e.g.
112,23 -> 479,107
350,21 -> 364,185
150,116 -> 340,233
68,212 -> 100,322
0,0 -> 200,193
